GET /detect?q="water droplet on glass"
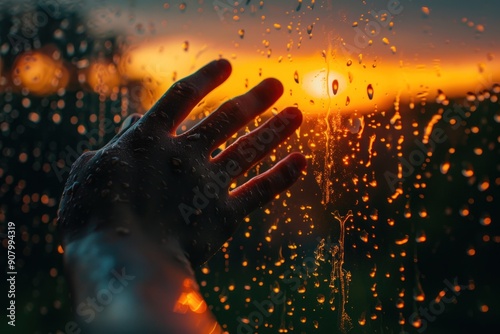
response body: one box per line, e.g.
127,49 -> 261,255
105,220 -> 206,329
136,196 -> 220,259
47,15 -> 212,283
395,235 -> 409,245
358,312 -> 366,325
360,230 -> 369,243
332,79 -> 339,95
436,89 -> 447,103
415,230 -> 427,243
492,83 -> 500,93
440,162 -> 450,174
367,84 -> 374,100
480,215 -> 491,226
466,92 -> 476,101
307,24 -> 314,36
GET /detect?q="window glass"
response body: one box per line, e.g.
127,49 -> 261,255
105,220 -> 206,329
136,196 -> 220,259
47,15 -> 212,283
1,0 -> 499,333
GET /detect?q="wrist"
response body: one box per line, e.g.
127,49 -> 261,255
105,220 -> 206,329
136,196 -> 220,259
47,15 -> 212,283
63,229 -> 220,333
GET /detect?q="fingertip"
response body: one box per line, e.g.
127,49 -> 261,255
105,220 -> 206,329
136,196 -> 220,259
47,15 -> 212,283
278,152 -> 306,184
281,106 -> 303,127
262,77 -> 284,97
216,58 -> 231,71
248,78 -> 283,107
212,58 -> 232,79
288,152 -> 307,175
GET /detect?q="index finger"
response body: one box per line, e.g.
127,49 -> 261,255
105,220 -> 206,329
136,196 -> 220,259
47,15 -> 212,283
141,59 -> 232,134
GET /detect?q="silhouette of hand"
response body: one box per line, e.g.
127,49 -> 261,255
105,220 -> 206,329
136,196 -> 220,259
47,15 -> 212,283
58,59 -> 306,266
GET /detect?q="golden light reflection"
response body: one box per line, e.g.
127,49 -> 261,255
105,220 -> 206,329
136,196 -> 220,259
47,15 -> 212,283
86,60 -> 121,96
174,278 -> 208,314
12,51 -> 69,96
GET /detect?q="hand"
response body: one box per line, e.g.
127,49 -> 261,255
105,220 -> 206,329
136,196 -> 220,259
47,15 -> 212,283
58,59 -> 306,266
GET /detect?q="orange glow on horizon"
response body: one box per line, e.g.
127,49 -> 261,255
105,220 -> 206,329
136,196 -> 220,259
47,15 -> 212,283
120,38 -> 500,115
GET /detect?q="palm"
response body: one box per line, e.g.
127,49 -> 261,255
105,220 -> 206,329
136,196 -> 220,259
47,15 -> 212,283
58,59 -> 306,266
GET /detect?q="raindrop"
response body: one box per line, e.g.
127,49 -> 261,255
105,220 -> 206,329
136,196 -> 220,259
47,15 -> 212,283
332,79 -> 339,95
348,117 -> 361,134
395,298 -> 404,309
466,92 -> 476,101
345,96 -> 350,106
492,83 -> 500,93
440,162 -> 450,174
413,284 -> 425,302
395,235 -> 409,245
360,230 -> 369,243
411,315 -> 423,328
296,0 -> 302,11
367,84 -> 374,100
307,24 -> 314,35
358,312 -> 366,325
436,89 -> 447,103
415,231 -> 427,243
480,215 -> 491,226
294,70 -> 299,83
478,179 -> 490,191
346,59 -> 352,66
462,165 -> 474,177
238,29 -> 245,39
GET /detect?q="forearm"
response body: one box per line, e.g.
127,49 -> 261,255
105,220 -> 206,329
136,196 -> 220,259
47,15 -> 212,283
63,227 -> 222,334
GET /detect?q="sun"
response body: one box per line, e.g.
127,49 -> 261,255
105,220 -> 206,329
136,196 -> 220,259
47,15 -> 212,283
302,69 -> 347,99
